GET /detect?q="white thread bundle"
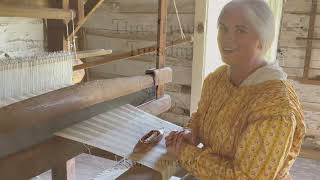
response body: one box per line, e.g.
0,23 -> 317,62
92,157 -> 135,180
92,157 -> 176,180
0,51 -> 74,100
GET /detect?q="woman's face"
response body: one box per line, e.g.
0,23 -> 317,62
217,5 -> 262,66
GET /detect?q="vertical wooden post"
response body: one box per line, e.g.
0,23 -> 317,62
52,159 -> 76,180
48,2 -> 77,179
63,0 -> 70,10
69,0 -> 85,38
190,0 -> 209,115
78,28 -> 90,82
47,0 -> 69,51
303,0 -> 317,79
156,0 -> 168,98
70,0 -> 85,22
63,0 -> 70,51
71,0 -> 88,82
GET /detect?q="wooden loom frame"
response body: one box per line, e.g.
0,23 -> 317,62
0,0 -> 189,179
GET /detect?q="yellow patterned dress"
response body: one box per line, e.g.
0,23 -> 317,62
178,65 -> 305,180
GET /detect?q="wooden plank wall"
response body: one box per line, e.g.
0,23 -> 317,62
84,0 -> 195,125
0,17 -> 45,59
278,0 -> 320,149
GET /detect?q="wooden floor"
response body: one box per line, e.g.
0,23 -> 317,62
291,157 -> 320,180
30,153 -> 320,180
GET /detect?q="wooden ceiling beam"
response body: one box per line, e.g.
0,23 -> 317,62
0,5 -> 75,22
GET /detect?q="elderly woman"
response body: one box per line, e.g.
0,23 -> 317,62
165,0 -> 305,179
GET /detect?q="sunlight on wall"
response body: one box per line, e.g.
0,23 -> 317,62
265,0 -> 284,62
204,0 -> 231,77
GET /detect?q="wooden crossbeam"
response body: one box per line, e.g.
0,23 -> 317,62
0,5 -> 75,22
73,36 -> 193,71
68,0 -> 104,39
288,75 -> 320,85
300,79 -> 320,86
285,11 -> 320,15
77,49 -> 112,59
296,37 -> 320,41
84,0 -> 101,15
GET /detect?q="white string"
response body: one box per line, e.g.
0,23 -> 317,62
66,22 -> 71,51
92,157 -> 135,180
71,10 -> 78,60
82,143 -> 92,156
173,0 -> 186,39
0,52 -> 74,99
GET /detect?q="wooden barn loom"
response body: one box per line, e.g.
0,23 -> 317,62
0,0 -> 193,179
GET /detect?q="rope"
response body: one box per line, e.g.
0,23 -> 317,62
66,22 -> 71,52
71,11 -> 78,60
173,0 -> 186,39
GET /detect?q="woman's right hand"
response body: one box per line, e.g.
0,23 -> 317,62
179,128 -> 199,146
165,128 -> 199,147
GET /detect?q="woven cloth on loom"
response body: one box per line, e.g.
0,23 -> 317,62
56,104 -> 182,179
0,91 -> 181,179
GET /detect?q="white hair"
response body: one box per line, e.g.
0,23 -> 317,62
218,0 -> 275,57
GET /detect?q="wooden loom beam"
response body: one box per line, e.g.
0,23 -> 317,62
0,94 -> 172,180
77,49 -> 113,59
0,68 -> 172,158
0,5 -> 75,22
138,94 -> 171,116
